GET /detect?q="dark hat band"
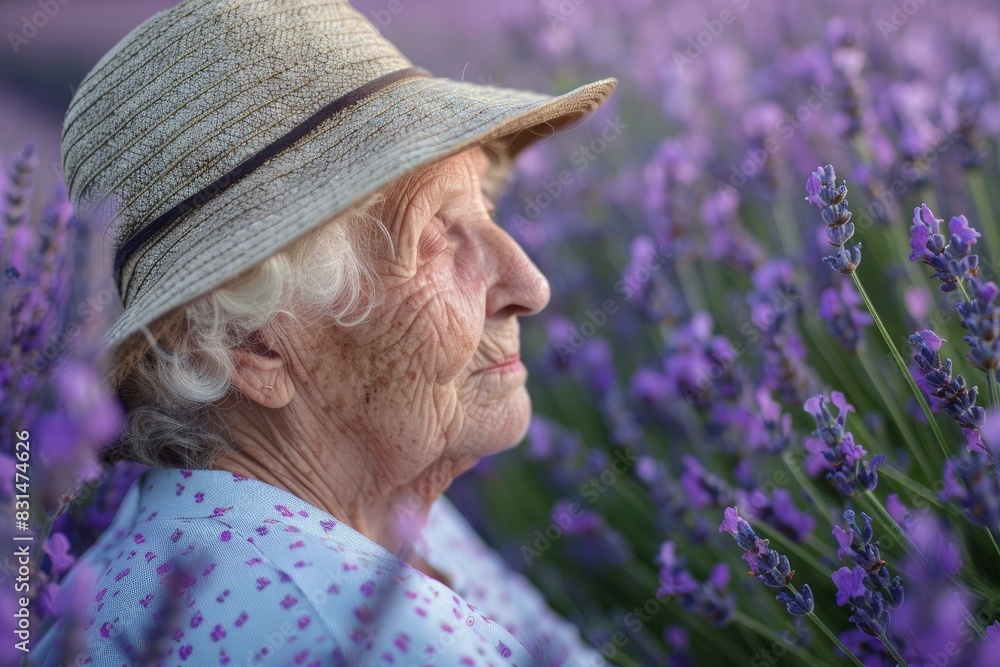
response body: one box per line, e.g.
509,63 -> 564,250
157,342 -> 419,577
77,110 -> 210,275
113,66 -> 432,298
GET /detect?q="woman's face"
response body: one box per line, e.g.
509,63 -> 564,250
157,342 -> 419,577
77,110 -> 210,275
292,146 -> 550,498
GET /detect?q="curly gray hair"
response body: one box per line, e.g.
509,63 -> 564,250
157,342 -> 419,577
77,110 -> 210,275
105,193 -> 388,469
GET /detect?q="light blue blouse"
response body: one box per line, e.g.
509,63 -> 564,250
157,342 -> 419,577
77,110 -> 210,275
31,468 -> 606,667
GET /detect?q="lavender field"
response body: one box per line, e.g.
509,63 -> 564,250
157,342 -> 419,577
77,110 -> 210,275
3,0 -> 1000,664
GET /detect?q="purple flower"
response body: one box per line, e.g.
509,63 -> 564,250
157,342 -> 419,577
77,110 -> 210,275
719,507 -> 812,616
956,278 -> 1000,372
950,215 -> 981,246
940,452 -> 1000,540
805,165 -> 861,274
909,204 -> 981,293
739,488 -> 815,543
748,388 -> 794,454
885,495 -> 908,523
657,542 -> 734,626
803,392 -> 885,496
910,330 -> 986,440
43,532 -> 76,578
818,281 -> 872,353
833,524 -> 854,559
833,511 -> 905,637
719,507 -> 741,534
683,456 -> 732,510
748,262 -> 816,406
904,287 -> 934,323
699,188 -> 764,270
805,171 -> 824,206
832,566 -> 868,606
909,204 -> 940,263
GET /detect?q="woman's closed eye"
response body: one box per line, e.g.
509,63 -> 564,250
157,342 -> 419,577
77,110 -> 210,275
417,214 -> 452,262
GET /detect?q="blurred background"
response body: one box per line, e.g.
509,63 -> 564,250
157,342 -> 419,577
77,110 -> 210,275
4,0 -> 1000,665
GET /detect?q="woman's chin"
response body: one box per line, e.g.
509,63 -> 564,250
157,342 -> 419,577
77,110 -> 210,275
485,387 -> 534,455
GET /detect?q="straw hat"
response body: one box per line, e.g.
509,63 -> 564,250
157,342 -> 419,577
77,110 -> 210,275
61,0 -> 616,397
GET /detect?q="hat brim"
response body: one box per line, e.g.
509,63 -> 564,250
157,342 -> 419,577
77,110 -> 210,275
100,74 -> 617,396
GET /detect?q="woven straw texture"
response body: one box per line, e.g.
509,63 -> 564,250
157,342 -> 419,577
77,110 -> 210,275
60,0 -> 616,394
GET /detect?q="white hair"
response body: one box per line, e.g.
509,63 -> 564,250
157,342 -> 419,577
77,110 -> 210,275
106,193 -> 389,468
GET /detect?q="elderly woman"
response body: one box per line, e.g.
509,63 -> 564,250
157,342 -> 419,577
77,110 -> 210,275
31,0 -> 617,665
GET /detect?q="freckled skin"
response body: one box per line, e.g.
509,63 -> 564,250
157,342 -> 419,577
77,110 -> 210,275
211,147 -> 551,564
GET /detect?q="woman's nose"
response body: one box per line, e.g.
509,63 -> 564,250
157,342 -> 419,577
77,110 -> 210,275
483,225 -> 551,319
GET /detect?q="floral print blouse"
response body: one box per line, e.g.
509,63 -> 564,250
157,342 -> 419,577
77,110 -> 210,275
31,468 -> 606,667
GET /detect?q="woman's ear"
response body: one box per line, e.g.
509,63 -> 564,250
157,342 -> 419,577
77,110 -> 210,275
229,329 -> 294,408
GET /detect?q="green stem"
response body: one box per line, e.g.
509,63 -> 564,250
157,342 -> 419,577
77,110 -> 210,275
967,169 -> 998,257
860,345 -> 935,479
781,449 -> 834,522
851,272 -> 951,460
32,514 -> 56,570
608,647 -> 644,667
803,606 -> 866,667
984,526 -> 1000,562
772,197 -> 804,259
732,610 -> 829,667
878,632 -> 911,667
878,466 -> 942,510
863,490 -> 930,567
989,370 -> 1000,412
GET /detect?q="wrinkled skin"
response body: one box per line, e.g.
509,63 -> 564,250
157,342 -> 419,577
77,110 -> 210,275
212,146 -> 550,564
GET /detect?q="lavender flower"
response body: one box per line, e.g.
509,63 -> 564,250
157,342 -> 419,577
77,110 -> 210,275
1,143 -> 40,273
681,455 -> 732,510
803,392 -> 886,496
750,489 -> 816,543
943,70 -> 990,169
818,281 -> 872,353
661,312 -> 742,409
956,278 -> 1000,372
699,188 -> 764,271
831,511 -> 904,638
719,507 -> 814,616
909,204 -> 981,293
748,388 -> 794,454
909,330 -> 986,447
806,165 -> 861,274
825,19 -> 871,142
940,452 -> 1000,540
657,542 -> 734,626
749,262 -> 817,405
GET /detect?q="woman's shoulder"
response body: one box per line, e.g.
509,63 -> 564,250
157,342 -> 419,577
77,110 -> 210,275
33,468 -> 547,666
424,495 -> 609,667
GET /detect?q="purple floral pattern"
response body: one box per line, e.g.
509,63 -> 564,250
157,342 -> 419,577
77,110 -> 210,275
30,469 -> 604,666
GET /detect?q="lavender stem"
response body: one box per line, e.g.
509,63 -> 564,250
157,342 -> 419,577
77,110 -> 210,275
850,272 -> 950,459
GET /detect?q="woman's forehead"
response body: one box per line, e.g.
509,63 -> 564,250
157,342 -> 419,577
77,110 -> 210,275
389,146 -> 490,204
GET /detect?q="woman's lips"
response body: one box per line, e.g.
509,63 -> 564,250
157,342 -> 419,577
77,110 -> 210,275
474,354 -> 522,374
